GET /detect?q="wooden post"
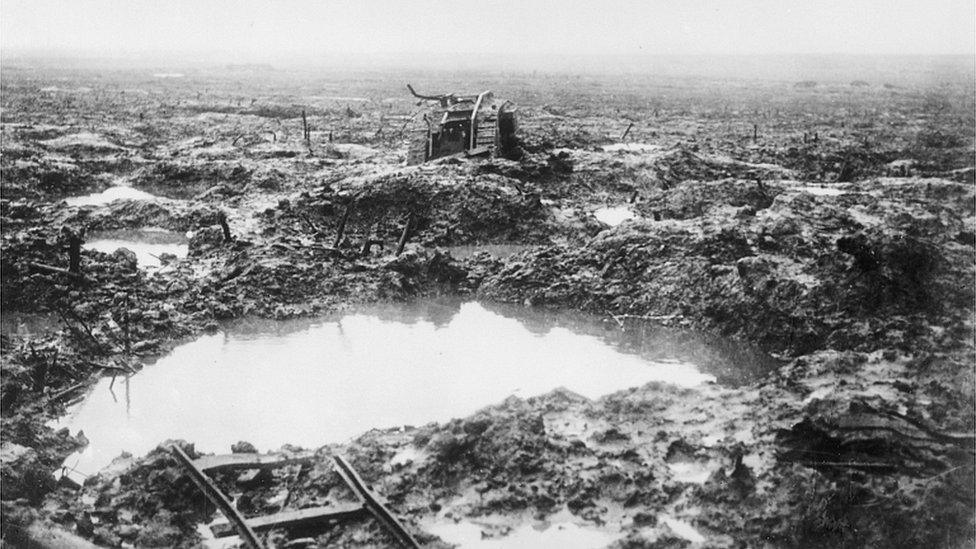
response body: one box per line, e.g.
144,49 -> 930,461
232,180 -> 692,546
302,110 -> 310,146
217,211 -> 233,242
31,346 -> 49,394
122,294 -> 131,355
64,228 -> 83,274
753,124 -> 758,140
217,211 -> 234,242
395,212 -> 413,256
620,122 -> 634,141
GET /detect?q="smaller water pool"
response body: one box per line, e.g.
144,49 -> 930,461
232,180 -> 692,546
799,185 -> 847,197
85,229 -> 188,268
594,206 -> 637,227
64,186 -> 159,207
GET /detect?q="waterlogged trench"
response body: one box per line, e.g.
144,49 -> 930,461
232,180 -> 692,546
54,300 -> 776,482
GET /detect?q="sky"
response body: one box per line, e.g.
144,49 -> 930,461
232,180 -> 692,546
1,0 -> 974,60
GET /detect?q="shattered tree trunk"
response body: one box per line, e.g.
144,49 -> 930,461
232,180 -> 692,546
333,202 -> 353,249
65,228 -> 83,274
217,212 -> 233,242
396,212 -> 414,256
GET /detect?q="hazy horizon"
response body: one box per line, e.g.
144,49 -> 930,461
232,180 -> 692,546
2,0 -> 974,62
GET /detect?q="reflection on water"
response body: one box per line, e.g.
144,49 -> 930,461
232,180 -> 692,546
799,185 -> 846,196
64,186 -> 158,207
478,300 -> 778,387
425,520 -> 620,549
54,299 -> 775,481
85,229 -> 188,268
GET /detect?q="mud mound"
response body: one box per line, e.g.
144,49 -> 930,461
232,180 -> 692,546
0,228 -> 70,310
78,200 -> 221,232
285,167 -> 551,246
480,180 -> 974,355
0,159 -> 99,199
40,133 -> 126,154
45,442 -> 210,547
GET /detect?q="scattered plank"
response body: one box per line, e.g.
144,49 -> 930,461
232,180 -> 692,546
169,445 -> 264,549
192,453 -> 315,473
49,382 -> 87,402
29,262 -> 84,280
333,455 -> 420,549
210,504 -> 367,538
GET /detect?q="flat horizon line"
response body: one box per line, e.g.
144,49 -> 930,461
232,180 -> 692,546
3,49 -> 974,59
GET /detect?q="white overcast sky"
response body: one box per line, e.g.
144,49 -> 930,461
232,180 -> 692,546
1,0 -> 974,58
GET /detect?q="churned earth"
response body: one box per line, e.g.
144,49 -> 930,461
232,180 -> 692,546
1,62 -> 974,548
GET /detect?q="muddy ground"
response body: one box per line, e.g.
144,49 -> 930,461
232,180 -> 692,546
1,63 -> 974,548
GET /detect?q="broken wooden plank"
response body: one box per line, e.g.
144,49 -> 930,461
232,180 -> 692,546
29,262 -> 84,280
49,381 -> 87,402
210,504 -> 367,538
333,455 -> 420,549
192,453 -> 315,473
169,445 -> 264,549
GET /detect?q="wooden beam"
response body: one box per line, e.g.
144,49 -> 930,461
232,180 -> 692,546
333,455 -> 420,549
210,504 -> 367,538
29,262 -> 84,280
192,453 -> 315,473
170,445 -> 264,549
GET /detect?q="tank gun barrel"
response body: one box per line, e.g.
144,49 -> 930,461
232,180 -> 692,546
406,84 -> 446,102
406,84 -> 479,107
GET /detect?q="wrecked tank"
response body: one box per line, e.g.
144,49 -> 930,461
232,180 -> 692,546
405,84 -> 521,164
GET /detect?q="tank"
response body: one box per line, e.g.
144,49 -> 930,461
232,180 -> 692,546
405,84 -> 521,165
